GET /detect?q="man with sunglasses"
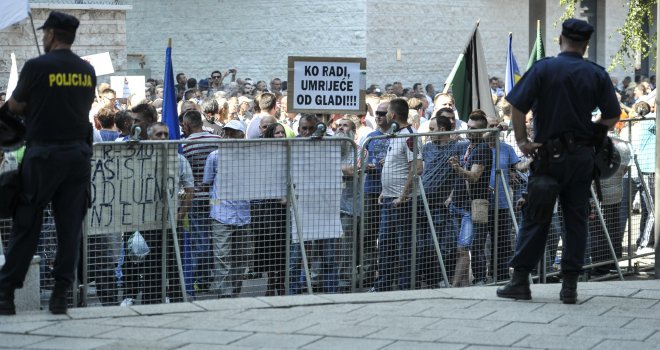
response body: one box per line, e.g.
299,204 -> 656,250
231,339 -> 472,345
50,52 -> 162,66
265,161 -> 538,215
361,102 -> 391,285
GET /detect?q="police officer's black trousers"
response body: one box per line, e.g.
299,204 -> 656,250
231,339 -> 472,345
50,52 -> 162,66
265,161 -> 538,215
0,143 -> 91,290
510,147 -> 594,275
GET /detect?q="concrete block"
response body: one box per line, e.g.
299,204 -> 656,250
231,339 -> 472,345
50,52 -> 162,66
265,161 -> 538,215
0,255 -> 40,312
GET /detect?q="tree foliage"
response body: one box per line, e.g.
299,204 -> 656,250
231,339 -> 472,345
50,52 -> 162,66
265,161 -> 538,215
560,0 -> 657,71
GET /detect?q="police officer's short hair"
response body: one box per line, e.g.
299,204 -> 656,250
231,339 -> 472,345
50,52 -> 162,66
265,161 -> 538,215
52,28 -> 75,45
201,97 -> 219,114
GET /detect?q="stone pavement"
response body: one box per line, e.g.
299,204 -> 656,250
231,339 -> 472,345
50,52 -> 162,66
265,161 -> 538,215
1,280 -> 660,350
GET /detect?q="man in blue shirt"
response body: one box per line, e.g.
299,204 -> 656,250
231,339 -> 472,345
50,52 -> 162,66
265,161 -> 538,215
203,121 -> 251,298
485,117 -> 520,283
361,102 -> 390,286
417,114 -> 462,286
497,19 -> 620,304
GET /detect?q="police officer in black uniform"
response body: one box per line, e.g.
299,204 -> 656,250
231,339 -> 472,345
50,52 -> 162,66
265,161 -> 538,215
0,11 -> 96,315
496,19 -> 620,304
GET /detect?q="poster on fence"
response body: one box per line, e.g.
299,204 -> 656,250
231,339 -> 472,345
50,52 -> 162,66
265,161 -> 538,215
215,140 -> 343,241
287,56 -> 366,114
88,143 -> 179,235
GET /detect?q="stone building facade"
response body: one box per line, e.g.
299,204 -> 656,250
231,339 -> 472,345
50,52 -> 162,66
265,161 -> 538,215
0,0 -> 646,91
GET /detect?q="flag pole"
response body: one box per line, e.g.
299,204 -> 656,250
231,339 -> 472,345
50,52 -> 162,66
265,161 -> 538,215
168,37 -> 172,49
28,12 -> 41,56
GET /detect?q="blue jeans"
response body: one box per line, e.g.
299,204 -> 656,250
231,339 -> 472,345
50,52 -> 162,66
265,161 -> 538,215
416,197 -> 456,285
452,205 -> 488,281
289,238 -> 339,294
373,198 -> 412,291
189,197 -> 212,284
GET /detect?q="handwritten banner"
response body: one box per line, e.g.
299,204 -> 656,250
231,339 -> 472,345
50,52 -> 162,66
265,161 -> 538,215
88,143 -> 178,235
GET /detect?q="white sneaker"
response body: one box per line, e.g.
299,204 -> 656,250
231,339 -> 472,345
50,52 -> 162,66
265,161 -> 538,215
120,298 -> 134,307
637,247 -> 654,255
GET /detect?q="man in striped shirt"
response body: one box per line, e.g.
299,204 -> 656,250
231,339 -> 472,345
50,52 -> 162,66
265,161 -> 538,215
182,110 -> 222,290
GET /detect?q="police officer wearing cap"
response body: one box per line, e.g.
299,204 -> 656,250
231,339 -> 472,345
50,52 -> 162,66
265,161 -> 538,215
496,19 -> 620,304
0,11 -> 96,315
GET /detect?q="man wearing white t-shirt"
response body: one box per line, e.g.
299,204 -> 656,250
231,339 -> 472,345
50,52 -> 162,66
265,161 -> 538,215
371,98 -> 423,292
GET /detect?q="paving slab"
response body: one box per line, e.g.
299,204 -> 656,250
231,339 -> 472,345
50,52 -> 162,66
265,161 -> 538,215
381,340 -> 466,350
230,319 -> 319,333
1,280 -> 660,350
193,297 -> 271,311
231,333 -> 322,349
29,322 -> 120,338
27,336 -> 116,350
0,334 -> 51,348
366,326 -> 450,342
570,326 -> 655,341
595,340 -> 659,350
256,294 -> 334,307
161,329 -> 253,345
0,321 -> 54,334
95,326 -> 185,341
513,334 -> 603,349
297,323 -> 383,338
300,336 -> 393,350
129,302 -> 206,315
66,305 -> 138,319
439,330 -> 526,347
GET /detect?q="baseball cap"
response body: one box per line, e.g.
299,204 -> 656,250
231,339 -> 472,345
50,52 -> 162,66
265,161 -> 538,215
223,119 -> 246,133
37,11 -> 80,32
238,96 -> 253,105
561,18 -> 594,42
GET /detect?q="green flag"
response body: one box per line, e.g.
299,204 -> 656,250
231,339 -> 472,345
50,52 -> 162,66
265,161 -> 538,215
443,23 -> 496,122
527,20 -> 545,70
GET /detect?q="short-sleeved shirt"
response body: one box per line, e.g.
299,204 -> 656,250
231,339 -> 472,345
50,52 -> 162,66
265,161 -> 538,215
381,126 -> 423,198
421,140 -> 462,199
489,143 -> 520,209
363,129 -> 390,194
203,150 -> 250,226
12,49 -> 96,142
99,129 -> 119,142
183,131 -> 222,196
454,141 -> 492,209
505,52 -> 620,143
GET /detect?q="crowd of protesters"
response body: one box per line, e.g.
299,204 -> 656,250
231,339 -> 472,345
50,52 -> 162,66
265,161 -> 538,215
0,69 -> 656,305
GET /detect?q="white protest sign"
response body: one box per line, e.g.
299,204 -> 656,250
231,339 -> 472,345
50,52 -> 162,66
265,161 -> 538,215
88,143 -> 178,235
288,56 -> 366,114
215,139 -> 343,241
215,142 -> 288,201
81,52 -> 115,76
110,75 -> 146,100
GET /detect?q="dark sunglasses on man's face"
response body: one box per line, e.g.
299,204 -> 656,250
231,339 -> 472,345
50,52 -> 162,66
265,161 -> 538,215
212,75 -> 221,79
375,111 -> 387,117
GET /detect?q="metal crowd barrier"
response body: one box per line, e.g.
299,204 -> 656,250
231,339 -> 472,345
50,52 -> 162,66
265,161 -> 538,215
0,120 -> 655,307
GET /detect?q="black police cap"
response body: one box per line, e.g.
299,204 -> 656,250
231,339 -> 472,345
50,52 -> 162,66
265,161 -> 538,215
561,18 -> 594,42
37,11 -> 80,32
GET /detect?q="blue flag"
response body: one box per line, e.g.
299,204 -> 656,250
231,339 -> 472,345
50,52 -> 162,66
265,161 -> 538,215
162,41 -> 181,151
505,33 -> 521,96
